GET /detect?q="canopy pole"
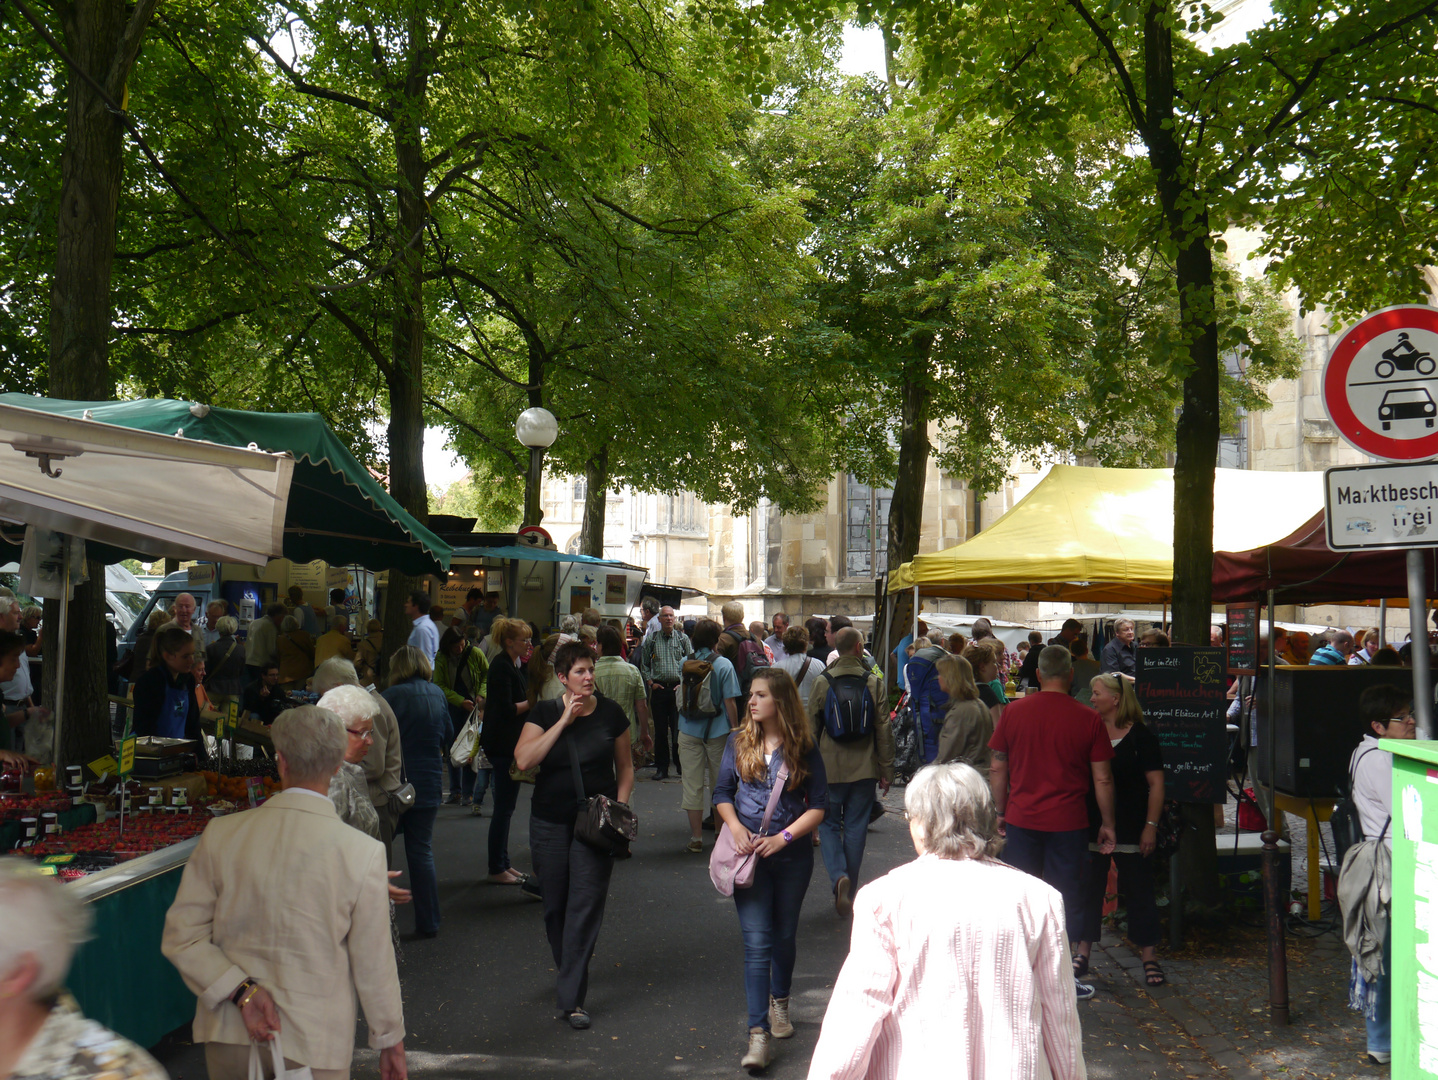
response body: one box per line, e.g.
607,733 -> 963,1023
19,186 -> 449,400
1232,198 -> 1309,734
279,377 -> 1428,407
1262,588 -> 1289,1025
50,537 -> 70,768
912,586 -> 919,641
1379,599 -> 1387,649
1410,550 -> 1433,740
883,591 -> 895,692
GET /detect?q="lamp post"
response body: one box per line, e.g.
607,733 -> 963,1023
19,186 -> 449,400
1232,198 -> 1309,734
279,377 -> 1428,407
515,406 -> 558,526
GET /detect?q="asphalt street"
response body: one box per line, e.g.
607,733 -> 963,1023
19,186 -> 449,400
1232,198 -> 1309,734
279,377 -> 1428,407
151,772 -> 912,1079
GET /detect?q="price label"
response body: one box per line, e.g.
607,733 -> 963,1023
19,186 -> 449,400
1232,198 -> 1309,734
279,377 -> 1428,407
42,853 -> 76,865
89,755 -> 118,778
36,865 -> 57,877
119,737 -> 136,777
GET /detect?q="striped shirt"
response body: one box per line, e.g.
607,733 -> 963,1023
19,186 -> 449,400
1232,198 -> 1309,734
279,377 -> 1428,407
808,854 -> 1086,1080
639,629 -> 693,684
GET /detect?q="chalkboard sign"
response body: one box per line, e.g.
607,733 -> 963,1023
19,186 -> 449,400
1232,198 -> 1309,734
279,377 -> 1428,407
1226,602 -> 1260,676
1136,647 -> 1230,803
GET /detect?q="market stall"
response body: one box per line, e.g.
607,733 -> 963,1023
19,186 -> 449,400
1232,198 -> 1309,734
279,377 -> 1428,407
0,395 -> 452,1048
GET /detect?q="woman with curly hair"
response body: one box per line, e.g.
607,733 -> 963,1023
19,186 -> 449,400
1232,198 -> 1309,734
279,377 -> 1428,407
713,668 -> 828,1073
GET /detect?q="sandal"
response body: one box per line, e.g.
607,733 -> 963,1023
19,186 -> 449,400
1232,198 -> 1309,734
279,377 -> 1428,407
1143,960 -> 1165,987
1072,953 -> 1090,979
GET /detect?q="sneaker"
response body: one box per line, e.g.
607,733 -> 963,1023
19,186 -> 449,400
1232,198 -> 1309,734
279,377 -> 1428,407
686,838 -> 703,853
835,876 -> 853,918
444,793 -> 460,805
1367,1050 -> 1392,1065
769,996 -> 793,1039
1074,980 -> 1096,1001
470,801 -> 484,817
741,1027 -> 771,1072
519,875 -> 544,901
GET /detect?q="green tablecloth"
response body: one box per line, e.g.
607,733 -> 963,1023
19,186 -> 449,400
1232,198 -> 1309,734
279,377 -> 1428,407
67,840 -> 198,1049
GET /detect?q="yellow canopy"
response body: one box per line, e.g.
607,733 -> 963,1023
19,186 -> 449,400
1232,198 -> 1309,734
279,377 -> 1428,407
887,465 -> 1324,603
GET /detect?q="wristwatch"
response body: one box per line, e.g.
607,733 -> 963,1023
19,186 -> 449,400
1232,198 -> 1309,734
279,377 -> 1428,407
781,829 -> 794,844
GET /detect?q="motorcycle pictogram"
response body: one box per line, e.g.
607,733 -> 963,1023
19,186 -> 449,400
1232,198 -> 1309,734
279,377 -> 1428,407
1376,332 -> 1436,378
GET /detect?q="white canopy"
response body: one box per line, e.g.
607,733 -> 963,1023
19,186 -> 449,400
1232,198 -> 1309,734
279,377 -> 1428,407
0,401 -> 293,564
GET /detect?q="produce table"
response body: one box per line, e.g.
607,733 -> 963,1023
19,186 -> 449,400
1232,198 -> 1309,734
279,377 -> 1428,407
67,839 -> 199,1049
0,802 -> 96,851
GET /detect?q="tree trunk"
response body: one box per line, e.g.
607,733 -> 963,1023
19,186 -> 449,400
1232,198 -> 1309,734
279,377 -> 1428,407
877,346 -> 933,661
579,444 -> 610,558
380,21 -> 432,667
42,2 -> 155,766
1146,5 -> 1220,905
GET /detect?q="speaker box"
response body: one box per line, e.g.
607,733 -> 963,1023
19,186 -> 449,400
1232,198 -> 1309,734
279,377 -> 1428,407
1253,665 -> 1413,798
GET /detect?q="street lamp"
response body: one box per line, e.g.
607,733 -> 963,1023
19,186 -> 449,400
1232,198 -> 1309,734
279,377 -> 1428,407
515,406 -> 558,526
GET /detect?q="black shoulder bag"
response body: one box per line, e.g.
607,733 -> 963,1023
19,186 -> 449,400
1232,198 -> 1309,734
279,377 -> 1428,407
567,726 -> 638,856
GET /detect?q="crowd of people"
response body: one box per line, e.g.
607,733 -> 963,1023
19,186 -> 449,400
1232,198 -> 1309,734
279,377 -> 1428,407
3,585 -> 1424,1080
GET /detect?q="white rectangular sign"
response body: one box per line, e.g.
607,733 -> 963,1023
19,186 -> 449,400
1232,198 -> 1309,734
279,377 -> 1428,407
1325,461 -> 1438,550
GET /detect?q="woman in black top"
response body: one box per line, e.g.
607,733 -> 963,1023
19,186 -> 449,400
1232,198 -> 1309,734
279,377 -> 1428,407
481,618 -> 535,885
1074,672 -> 1166,986
514,640 -> 635,1030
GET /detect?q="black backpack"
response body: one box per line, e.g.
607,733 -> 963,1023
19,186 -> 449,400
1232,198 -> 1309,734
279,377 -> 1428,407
720,629 -> 769,696
822,672 -> 876,743
1331,745 -> 1381,867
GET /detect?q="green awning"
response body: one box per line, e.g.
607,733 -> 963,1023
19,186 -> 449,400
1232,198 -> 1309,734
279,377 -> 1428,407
0,395 -> 451,576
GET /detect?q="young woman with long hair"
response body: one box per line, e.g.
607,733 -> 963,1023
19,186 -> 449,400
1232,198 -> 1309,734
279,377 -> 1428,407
713,668 -> 828,1073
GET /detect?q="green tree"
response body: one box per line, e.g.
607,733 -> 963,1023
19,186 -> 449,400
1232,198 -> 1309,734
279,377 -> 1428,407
741,0 -> 1438,655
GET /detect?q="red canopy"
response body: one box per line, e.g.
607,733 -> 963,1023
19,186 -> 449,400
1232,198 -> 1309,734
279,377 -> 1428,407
1212,511 -> 1438,604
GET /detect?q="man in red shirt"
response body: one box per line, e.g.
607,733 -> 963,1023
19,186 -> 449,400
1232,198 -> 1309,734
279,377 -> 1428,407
989,645 -> 1116,998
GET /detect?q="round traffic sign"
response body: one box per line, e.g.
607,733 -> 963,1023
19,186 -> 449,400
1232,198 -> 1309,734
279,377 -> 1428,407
1322,305 -> 1438,461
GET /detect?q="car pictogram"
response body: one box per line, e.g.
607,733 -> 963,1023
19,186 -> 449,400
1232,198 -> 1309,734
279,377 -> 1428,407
1379,387 -> 1437,430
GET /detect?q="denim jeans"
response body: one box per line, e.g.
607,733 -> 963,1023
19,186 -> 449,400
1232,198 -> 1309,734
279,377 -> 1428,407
1366,922 -> 1392,1054
819,779 -> 876,890
396,806 -> 439,934
447,762 -> 474,799
471,766 -> 492,809
488,758 -> 522,876
1002,824 -> 1089,942
530,816 -> 615,1011
733,845 -> 814,1030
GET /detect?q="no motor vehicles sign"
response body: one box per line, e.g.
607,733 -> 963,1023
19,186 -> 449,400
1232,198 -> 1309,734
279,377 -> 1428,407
1322,305 -> 1438,462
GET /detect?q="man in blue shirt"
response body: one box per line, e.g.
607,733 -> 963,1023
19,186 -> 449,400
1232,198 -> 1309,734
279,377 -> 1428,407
680,619 -> 742,853
1310,630 -> 1354,666
406,589 -> 440,662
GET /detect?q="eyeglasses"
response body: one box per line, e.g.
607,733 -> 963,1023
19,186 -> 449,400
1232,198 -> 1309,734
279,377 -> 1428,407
346,727 -> 374,741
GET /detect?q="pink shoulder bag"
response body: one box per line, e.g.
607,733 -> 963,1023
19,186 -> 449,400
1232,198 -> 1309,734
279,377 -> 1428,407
709,760 -> 789,896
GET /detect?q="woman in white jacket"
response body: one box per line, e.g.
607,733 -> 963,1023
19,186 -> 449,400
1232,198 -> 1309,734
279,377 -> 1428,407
807,762 -> 1084,1080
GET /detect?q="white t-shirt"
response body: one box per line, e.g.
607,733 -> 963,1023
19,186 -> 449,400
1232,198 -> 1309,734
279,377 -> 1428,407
2,651 -> 32,701
1350,734 -> 1394,848
774,650 -> 823,704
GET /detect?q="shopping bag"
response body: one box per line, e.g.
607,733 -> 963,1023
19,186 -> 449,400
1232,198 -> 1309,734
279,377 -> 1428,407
449,704 -> 482,766
247,1032 -> 314,1080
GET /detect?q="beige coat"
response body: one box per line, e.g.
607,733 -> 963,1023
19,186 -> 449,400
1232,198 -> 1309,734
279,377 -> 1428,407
936,698 -> 994,778
807,655 -> 895,784
362,689 -> 405,808
161,788 -> 404,1070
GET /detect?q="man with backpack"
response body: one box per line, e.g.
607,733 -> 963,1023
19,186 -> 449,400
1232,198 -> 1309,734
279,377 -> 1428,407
678,619 -> 743,854
806,627 -> 894,918
717,601 -> 770,703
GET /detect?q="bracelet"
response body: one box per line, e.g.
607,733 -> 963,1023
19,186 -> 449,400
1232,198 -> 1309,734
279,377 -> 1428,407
230,978 -> 254,1006
1145,821 -> 1159,827
239,984 -> 261,1009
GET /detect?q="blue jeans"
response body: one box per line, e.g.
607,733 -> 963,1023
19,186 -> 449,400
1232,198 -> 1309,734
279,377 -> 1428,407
819,779 -> 876,890
488,758 -> 521,875
1366,923 -> 1392,1054
733,846 -> 814,1030
1002,824 -> 1089,942
471,766 -> 492,808
396,806 -> 439,935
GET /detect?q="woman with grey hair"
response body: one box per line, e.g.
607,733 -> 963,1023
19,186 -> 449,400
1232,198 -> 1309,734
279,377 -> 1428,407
205,615 -> 247,706
314,658 -> 405,851
0,862 -> 167,1080
807,763 -> 1085,1080
318,687 -> 383,839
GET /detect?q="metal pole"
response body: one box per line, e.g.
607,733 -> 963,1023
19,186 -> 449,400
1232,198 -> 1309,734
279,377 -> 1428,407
524,445 -> 544,526
50,537 -> 70,768
883,592 -> 894,692
1169,850 -> 1183,949
1379,598 -> 1388,650
1262,588 -> 1289,1025
1409,549 -> 1433,739
911,585 -> 919,640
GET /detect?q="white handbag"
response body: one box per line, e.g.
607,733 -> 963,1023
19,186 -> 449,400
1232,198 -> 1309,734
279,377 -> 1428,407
449,704 -> 482,766
247,1033 -> 314,1080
